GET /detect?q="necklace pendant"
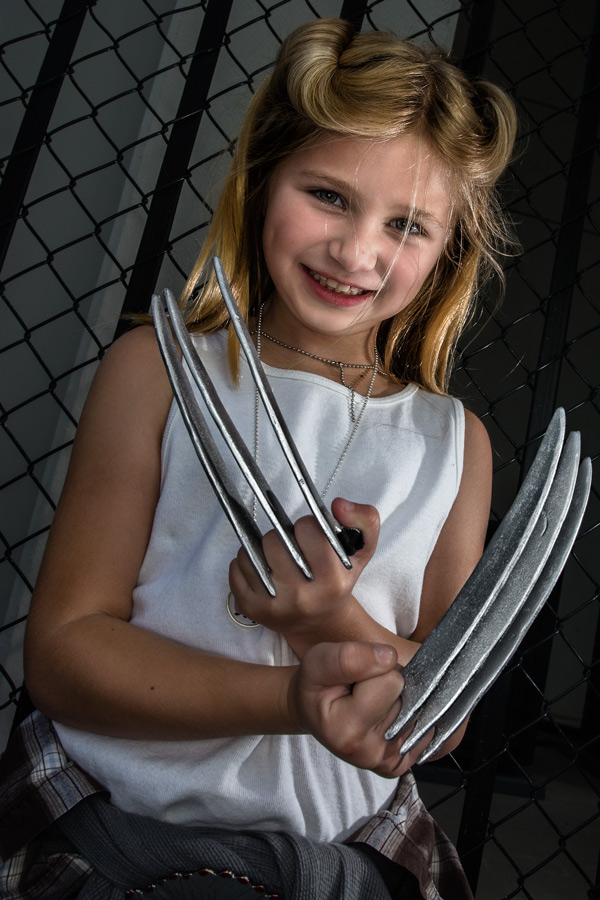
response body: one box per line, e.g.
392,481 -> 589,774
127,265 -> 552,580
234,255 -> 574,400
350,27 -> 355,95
226,592 -> 261,628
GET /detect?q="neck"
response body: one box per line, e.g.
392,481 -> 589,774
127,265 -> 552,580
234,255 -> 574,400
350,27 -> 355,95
252,302 -> 403,399
257,301 -> 378,370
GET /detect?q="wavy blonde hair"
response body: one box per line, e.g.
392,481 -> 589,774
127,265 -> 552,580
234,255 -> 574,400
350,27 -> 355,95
181,17 -> 517,393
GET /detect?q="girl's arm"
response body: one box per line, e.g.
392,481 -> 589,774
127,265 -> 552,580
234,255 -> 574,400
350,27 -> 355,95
24,326 -> 297,740
409,408 -> 492,641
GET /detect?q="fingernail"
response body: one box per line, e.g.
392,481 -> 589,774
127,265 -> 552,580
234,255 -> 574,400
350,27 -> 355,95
374,645 -> 394,665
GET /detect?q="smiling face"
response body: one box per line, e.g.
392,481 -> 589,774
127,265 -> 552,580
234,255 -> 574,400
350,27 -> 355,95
261,131 -> 453,362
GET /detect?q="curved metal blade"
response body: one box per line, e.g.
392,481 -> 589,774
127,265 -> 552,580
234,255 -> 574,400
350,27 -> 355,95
152,293 -> 278,595
396,433 -> 585,756
213,256 -> 358,567
157,288 -> 313,584
385,408 -> 566,741
414,455 -> 591,763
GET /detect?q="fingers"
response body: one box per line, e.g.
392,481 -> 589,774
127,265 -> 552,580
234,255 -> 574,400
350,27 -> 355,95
290,641 -> 440,778
265,498 -> 379,584
326,653 -> 433,777
296,641 -> 416,776
229,501 -> 383,652
293,498 -> 379,571
235,499 -> 379,585
229,500 -> 381,620
305,640 -> 398,688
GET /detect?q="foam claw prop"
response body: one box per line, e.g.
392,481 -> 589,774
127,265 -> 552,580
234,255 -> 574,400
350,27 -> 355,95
385,409 -> 591,761
151,257 -> 361,597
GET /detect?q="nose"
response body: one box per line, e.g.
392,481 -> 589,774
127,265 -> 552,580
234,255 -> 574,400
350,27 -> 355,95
328,217 -> 379,274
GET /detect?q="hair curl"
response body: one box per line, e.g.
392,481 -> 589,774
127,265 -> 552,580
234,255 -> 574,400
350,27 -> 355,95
182,18 -> 517,392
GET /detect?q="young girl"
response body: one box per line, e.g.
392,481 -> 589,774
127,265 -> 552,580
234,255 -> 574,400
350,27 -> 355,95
2,17 -> 517,900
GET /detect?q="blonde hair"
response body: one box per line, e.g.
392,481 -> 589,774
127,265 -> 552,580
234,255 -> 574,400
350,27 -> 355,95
182,18 -> 517,393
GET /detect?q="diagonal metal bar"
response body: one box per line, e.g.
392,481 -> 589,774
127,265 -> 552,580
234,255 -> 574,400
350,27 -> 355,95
120,0 -> 234,319
213,257 -> 363,566
0,0 -> 89,275
339,0 -> 368,31
154,287 -> 312,588
452,0 -> 498,80
385,408 -> 566,740
522,1 -> 600,458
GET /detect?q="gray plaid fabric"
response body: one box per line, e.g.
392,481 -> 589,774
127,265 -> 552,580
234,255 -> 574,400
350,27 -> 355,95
0,711 -> 473,899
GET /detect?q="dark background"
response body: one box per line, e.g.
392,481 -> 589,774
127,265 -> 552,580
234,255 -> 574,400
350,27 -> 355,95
1,1 -> 598,896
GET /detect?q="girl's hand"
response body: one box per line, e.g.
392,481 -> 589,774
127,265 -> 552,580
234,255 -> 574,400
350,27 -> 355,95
228,498 -> 379,649
289,641 -> 433,777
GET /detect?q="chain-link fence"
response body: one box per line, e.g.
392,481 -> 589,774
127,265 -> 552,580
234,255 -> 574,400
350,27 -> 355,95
1,1 -> 598,897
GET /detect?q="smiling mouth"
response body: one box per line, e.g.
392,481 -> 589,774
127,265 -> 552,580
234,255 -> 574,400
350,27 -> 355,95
308,268 -> 370,296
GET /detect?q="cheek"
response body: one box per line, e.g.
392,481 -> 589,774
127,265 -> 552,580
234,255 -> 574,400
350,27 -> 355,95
405,246 -> 443,289
262,212 -> 289,272
265,208 -> 325,260
388,251 -> 426,290
385,247 -> 441,308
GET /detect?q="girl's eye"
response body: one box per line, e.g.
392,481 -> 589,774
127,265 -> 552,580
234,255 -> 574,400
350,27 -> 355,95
390,217 -> 423,236
314,189 -> 344,207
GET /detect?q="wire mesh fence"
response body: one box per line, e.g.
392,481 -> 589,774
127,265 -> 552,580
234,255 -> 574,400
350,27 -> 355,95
0,1 -> 598,897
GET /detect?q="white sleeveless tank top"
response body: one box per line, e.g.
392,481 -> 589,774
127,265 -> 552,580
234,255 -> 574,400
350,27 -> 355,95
56,330 -> 464,842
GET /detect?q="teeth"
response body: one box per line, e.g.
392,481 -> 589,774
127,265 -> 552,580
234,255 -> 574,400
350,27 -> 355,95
309,270 -> 365,295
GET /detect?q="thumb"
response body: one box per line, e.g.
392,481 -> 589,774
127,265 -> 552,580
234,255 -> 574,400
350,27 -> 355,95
306,641 -> 398,689
331,498 -> 380,560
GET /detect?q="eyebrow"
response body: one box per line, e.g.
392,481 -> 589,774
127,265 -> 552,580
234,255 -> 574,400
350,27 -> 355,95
300,167 -> 447,230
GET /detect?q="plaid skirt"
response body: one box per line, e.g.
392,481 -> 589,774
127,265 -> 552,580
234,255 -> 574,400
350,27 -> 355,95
0,711 -> 473,900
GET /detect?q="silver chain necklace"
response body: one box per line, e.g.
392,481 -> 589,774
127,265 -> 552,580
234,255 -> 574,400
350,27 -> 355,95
260,329 -> 381,423
257,307 -> 379,498
226,306 -> 379,628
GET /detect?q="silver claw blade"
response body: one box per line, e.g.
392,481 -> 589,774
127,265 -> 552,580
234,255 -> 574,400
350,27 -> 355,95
395,435 -> 590,760
213,256 -> 360,568
413,456 -> 592,763
152,290 -> 314,596
385,408 -> 567,742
